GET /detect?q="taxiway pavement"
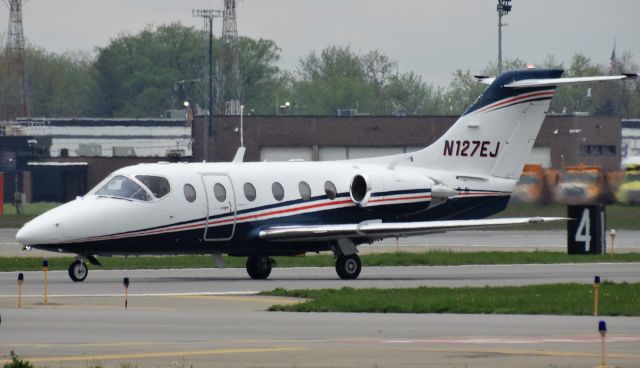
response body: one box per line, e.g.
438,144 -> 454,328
1,265 -> 639,367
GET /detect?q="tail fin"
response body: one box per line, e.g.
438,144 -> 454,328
413,69 -> 563,179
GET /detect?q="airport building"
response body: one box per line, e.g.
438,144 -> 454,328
0,114 -> 622,203
198,115 -> 621,170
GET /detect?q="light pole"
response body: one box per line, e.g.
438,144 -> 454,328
193,9 -> 221,162
497,0 -> 512,75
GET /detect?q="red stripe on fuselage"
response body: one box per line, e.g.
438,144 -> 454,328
68,191 -> 508,243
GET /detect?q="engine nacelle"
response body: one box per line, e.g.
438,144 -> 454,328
350,174 -> 372,206
349,170 -> 452,212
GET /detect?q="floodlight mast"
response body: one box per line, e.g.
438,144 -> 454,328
496,0 -> 512,75
193,9 -> 221,162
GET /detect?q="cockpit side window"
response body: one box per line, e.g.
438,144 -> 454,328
95,175 -> 152,201
136,175 -> 171,199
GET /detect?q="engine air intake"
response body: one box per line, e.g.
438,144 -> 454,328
350,174 -> 371,206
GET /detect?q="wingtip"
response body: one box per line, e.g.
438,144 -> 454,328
528,217 -> 570,224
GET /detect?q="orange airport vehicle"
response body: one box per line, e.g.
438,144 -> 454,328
553,164 -> 611,205
512,164 -> 557,204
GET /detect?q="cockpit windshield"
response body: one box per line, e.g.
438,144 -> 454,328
135,175 -> 171,198
95,176 -> 152,201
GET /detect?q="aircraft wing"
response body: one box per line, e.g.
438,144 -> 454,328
259,217 -> 566,242
504,74 -> 637,88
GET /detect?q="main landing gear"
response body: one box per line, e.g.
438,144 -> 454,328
335,254 -> 362,280
246,255 -> 275,279
333,238 -> 362,280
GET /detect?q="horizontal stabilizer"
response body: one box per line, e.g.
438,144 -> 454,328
259,217 -> 567,242
504,74 -> 637,88
474,75 -> 496,85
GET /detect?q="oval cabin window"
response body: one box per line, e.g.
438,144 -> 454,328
183,184 -> 197,203
299,181 -> 312,201
272,182 -> 285,201
243,183 -> 257,202
214,183 -> 227,202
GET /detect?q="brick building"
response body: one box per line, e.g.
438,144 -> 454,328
195,115 -> 621,170
3,114 -> 621,202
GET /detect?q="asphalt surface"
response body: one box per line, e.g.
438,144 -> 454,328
1,265 -> 640,367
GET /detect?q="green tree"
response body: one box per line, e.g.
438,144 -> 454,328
294,46 -> 375,115
443,69 -> 486,115
90,23 -> 205,117
547,54 -> 601,115
293,46 -> 443,116
236,37 -> 285,115
0,45 -> 94,117
384,71 -> 446,115
27,49 -> 95,116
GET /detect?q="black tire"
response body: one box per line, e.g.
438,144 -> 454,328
246,256 -> 273,280
68,260 -> 88,282
336,254 -> 361,280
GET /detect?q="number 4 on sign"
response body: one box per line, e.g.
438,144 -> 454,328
575,208 -> 591,252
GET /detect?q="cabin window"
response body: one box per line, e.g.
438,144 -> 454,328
299,181 -> 312,200
183,184 -> 197,203
136,175 -> 170,199
96,175 -> 151,201
214,183 -> 227,202
243,183 -> 256,201
272,182 -> 285,201
324,181 -> 337,200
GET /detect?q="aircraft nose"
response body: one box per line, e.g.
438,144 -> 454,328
16,219 -> 61,246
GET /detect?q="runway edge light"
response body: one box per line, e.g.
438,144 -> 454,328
598,320 -> 608,368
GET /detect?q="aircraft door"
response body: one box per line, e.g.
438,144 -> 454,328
201,174 -> 237,241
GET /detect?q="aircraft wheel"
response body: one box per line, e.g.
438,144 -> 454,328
68,260 -> 88,282
246,256 -> 273,280
336,254 -> 361,280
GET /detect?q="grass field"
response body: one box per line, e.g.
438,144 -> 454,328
266,282 -> 640,316
493,202 -> 640,230
0,202 -> 59,228
2,251 -> 639,272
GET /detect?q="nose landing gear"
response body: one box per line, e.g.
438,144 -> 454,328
67,255 -> 100,282
68,259 -> 88,282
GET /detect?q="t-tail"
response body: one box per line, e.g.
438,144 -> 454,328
410,69 -> 635,179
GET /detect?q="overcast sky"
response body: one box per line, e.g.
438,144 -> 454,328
2,0 -> 638,86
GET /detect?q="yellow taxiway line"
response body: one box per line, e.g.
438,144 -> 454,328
0,346 -> 305,364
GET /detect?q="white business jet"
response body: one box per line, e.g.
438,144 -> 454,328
16,69 -> 635,281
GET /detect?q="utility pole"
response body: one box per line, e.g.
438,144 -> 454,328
220,0 -> 241,115
496,0 -> 512,75
2,0 -> 29,120
193,9 -> 221,162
